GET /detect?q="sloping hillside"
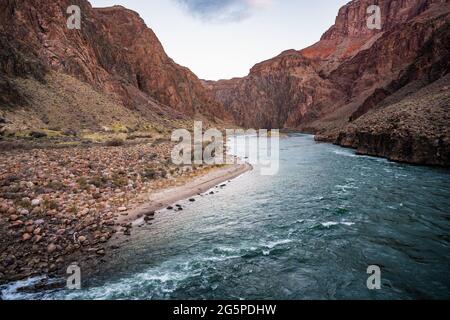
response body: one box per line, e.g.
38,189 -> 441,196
0,0 -> 231,137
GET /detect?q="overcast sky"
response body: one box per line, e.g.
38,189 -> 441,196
90,0 -> 349,80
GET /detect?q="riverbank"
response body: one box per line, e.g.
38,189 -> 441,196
0,138 -> 251,286
116,162 -> 252,227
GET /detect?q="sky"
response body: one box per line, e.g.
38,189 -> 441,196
90,0 -> 349,80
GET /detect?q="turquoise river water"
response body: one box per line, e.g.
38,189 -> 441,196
1,134 -> 449,300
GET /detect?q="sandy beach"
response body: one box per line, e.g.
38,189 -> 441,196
117,162 -> 253,227
74,161 -> 253,286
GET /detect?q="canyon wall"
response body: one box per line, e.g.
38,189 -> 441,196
0,0 -> 230,132
207,0 -> 450,166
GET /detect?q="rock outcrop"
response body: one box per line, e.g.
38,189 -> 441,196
334,76 -> 450,166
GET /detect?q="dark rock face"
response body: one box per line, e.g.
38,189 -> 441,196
0,76 -> 26,109
0,34 -> 47,109
207,0 -> 450,166
0,35 -> 47,82
337,128 -> 450,167
0,0 -> 230,120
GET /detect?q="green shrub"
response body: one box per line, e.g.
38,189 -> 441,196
105,138 -> 125,147
111,173 -> 128,187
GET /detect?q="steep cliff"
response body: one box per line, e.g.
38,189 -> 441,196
333,20 -> 450,166
0,0 -> 230,133
302,0 -> 446,73
204,51 -> 345,129
207,0 -> 450,166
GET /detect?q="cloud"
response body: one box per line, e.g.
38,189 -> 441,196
173,0 -> 272,23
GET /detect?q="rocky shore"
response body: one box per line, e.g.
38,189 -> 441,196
315,75 -> 450,168
0,139 -> 248,285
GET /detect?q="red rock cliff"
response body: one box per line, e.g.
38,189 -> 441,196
206,0 -> 449,165
207,0 -> 450,165
0,0 -> 230,120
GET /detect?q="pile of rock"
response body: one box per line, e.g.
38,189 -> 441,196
0,141 -> 204,283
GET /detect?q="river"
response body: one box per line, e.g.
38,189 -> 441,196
2,134 -> 449,300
